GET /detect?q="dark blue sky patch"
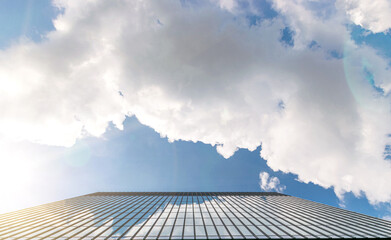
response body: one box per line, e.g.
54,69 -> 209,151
308,40 -> 321,51
350,24 -> 391,61
280,27 -> 294,47
328,50 -> 343,59
246,15 -> 261,27
384,136 -> 391,162
278,100 -> 285,110
363,66 -> 385,95
384,145 -> 391,162
244,0 -> 278,19
241,0 -> 277,27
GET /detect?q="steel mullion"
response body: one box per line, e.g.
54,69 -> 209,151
291,196 -> 391,227
0,195 -> 89,221
248,195 -> 330,238
168,194 -> 184,239
0,196 -> 110,231
112,195 -> 165,239
77,195 -> 150,239
136,195 -> 172,239
225,195 -> 281,238
269,196 -> 382,237
200,194 -> 221,239
22,196 -> 129,239
263,196 -> 366,238
155,195 -> 178,239
206,193 -> 234,239
245,195 -> 335,238
97,195 -> 157,239
65,195 -> 144,239
87,195 -> 155,239
0,196 -> 105,229
0,196 -> 122,239
181,194 -> 188,239
279,196 -> 390,230
216,195 -> 251,239
224,195 -> 274,238
217,195 -> 259,239
255,195 -> 359,237
192,194 -> 196,239
244,195 -> 318,238
0,195 -> 106,228
195,195 -> 208,240
1,192 -> 389,240
19,196 -> 129,239
284,196 -> 391,235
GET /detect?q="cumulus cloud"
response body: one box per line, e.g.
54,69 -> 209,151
259,172 -> 286,193
338,0 -> 391,33
1,0 -> 391,204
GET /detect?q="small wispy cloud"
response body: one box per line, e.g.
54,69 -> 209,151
259,172 -> 286,193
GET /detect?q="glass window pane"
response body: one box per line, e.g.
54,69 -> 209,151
175,218 -> 184,225
237,225 -> 251,236
216,226 -> 229,236
248,226 -> 266,237
155,219 -> 165,225
194,218 -> 203,225
165,218 -> 175,225
259,226 -> 275,236
227,225 -> 240,236
222,218 -> 232,225
148,226 -> 162,237
205,225 -> 217,236
195,226 -> 206,236
160,225 -> 173,237
213,218 -> 223,225
135,225 -> 151,237
124,226 -> 140,237
184,226 -> 194,237
204,219 -> 213,225
171,225 -> 183,237
185,218 -> 194,225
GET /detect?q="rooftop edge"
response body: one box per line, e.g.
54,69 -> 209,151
86,192 -> 288,196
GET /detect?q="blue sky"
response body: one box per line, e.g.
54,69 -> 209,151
2,116 -> 388,218
1,0 -> 391,221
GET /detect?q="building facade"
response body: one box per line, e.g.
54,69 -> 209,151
0,192 -> 390,239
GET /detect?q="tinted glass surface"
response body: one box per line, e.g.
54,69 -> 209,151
0,192 -> 390,239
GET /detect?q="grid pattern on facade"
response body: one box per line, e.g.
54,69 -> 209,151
0,192 -> 390,239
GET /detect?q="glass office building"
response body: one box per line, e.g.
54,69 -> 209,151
0,192 -> 390,239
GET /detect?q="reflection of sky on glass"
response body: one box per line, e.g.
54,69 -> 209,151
0,0 -> 391,222
110,195 -> 217,238
2,193 -> 390,239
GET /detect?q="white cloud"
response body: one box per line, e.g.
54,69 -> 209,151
270,0 -> 347,50
382,215 -> 391,221
0,0 -> 129,146
1,0 -> 391,204
213,0 -> 237,11
259,172 -> 286,193
338,0 -> 391,33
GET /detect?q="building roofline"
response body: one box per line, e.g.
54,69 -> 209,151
86,192 -> 288,196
